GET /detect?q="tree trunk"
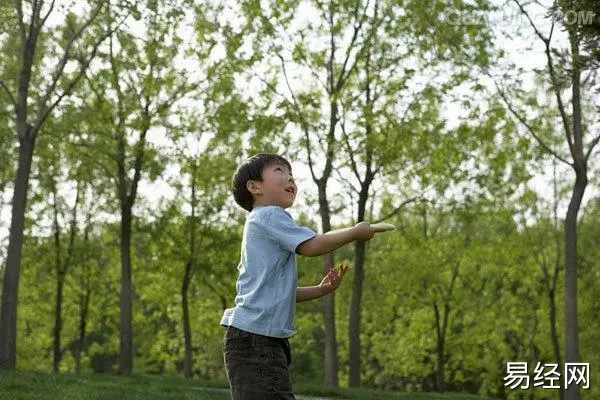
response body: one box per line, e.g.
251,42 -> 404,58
53,274 -> 65,372
349,188 -> 369,387
348,239 -> 365,388
51,182 -> 63,373
0,135 -> 36,370
563,171 -> 586,400
549,162 -> 564,400
564,29 -> 586,400
76,212 -> 92,376
182,262 -> 194,378
317,184 -> 339,388
118,207 -> 134,374
434,302 -> 449,392
76,287 -> 90,375
548,286 -> 564,400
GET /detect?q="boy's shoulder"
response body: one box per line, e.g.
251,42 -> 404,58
249,205 -> 291,221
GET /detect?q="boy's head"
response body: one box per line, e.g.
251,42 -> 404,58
232,153 -> 297,212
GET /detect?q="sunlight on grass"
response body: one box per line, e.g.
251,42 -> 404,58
0,372 -> 494,400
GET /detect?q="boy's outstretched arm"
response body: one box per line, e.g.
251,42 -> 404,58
297,265 -> 349,303
296,222 -> 378,257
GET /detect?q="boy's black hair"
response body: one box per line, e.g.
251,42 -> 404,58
232,153 -> 292,212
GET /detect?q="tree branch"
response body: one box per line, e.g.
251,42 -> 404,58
492,78 -> 572,166
278,54 -> 318,183
16,0 -> 26,42
335,0 -> 370,91
0,80 -> 16,108
37,1 -> 106,118
586,133 -> 600,162
339,112 -> 362,184
336,0 -> 382,92
374,195 -> 421,223
333,166 -> 360,195
63,181 -> 81,274
275,36 -> 327,90
512,0 -> 575,155
36,5 -> 131,132
129,95 -> 151,205
39,0 -> 57,27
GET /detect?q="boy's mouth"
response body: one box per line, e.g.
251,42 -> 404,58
285,187 -> 296,195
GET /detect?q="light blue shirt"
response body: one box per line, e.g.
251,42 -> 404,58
220,205 -> 317,338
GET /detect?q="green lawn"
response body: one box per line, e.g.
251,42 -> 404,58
294,382 -> 494,400
0,371 -> 494,400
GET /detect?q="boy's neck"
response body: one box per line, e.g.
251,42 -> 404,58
252,202 -> 288,210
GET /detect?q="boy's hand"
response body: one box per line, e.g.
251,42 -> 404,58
354,221 -> 376,241
318,264 -> 349,295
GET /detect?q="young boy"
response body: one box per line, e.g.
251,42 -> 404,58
221,153 -> 384,399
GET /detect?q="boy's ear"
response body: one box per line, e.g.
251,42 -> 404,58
246,180 -> 262,195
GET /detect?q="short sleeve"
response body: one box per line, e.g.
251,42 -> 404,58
261,207 -> 317,253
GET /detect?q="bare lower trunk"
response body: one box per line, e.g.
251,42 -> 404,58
53,275 -> 65,372
548,287 -> 564,400
0,136 -> 35,370
564,28 -> 585,400
76,288 -> 90,375
318,185 -> 339,388
348,240 -> 366,387
118,209 -> 134,375
182,262 -> 194,378
349,184 -> 372,388
564,172 -> 586,400
323,252 -> 338,387
434,302 -> 449,392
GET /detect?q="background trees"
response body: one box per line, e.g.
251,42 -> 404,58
0,0 -> 598,399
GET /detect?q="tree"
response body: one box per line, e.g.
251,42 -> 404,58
520,163 -> 565,400
96,6 -> 190,372
174,138 -> 237,377
496,2 -> 600,398
0,0 -> 121,370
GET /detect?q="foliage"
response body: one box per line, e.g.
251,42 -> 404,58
1,0 -> 599,399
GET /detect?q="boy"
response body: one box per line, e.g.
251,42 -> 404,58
221,153 -> 385,399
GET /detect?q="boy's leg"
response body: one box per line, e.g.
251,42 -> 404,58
223,326 -> 295,400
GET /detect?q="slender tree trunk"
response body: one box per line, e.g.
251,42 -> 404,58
347,51 -> 377,384
76,287 -> 90,375
51,182 -> 63,373
349,189 -> 369,387
182,167 -> 198,378
0,135 -> 36,370
76,212 -> 92,376
550,165 -> 564,400
119,207 -> 134,374
433,302 -> 449,392
182,262 -> 193,378
349,240 -> 365,387
53,274 -> 65,372
548,286 -> 564,400
317,184 -> 338,388
563,171 -> 585,400
564,30 -> 586,400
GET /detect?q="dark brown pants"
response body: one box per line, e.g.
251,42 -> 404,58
223,326 -> 295,400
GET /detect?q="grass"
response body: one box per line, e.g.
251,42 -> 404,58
0,371 -> 494,400
294,381 -> 494,400
0,372 -> 230,400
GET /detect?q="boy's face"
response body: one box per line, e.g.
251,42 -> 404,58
247,163 -> 297,209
